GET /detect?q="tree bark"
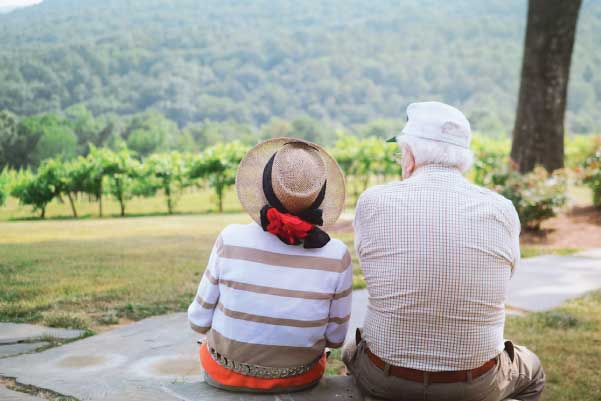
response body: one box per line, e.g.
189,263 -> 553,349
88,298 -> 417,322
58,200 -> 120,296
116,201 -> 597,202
98,180 -> 103,217
66,192 -> 78,218
511,0 -> 582,173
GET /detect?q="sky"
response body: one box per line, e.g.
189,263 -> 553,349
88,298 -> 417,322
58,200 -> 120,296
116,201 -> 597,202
0,0 -> 42,7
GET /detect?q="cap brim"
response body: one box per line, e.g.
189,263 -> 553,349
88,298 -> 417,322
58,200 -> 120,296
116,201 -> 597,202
236,137 -> 346,228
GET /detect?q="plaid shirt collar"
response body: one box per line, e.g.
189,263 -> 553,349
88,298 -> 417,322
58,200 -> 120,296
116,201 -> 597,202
410,164 -> 462,178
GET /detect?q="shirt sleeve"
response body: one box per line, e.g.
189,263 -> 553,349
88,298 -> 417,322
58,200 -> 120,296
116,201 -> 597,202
353,193 -> 367,259
508,204 -> 521,276
325,250 -> 353,348
187,235 -> 222,334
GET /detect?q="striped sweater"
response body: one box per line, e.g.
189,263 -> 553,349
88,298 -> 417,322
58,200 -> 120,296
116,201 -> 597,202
188,223 -> 353,368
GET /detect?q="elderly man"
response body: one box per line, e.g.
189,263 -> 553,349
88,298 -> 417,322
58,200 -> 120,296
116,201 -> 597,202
344,101 -> 545,401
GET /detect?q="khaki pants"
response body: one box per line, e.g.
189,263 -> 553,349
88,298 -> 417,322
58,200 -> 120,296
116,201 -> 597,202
342,336 -> 545,401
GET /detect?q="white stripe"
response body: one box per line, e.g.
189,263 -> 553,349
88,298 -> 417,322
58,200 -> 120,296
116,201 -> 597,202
219,286 -> 330,322
188,302 -> 214,328
212,308 -> 326,348
197,279 -> 219,304
218,257 -> 341,294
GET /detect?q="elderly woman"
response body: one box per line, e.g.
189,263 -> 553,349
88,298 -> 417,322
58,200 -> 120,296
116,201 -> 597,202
188,138 -> 353,393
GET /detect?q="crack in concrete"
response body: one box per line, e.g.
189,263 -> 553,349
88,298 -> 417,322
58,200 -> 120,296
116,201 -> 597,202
0,376 -> 81,401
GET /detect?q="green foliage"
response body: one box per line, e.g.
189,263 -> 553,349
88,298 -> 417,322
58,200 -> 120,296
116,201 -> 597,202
331,133 -> 400,202
470,135 -> 511,186
0,0 -> 600,134
10,161 -> 65,218
0,169 -> 8,206
84,146 -> 124,217
18,114 -> 78,167
104,147 -> 142,216
566,135 -> 601,169
125,111 -> 178,156
190,142 -> 248,212
491,167 -> 568,231
0,110 -> 19,169
581,148 -> 601,208
143,152 -> 191,214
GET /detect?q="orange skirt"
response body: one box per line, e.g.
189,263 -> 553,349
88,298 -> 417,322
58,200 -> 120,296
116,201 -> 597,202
200,343 -> 326,391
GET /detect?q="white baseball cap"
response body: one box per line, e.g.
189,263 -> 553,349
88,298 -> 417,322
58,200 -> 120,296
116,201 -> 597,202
387,101 -> 472,149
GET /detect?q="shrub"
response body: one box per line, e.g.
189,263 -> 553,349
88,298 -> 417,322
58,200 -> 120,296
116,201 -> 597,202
565,135 -> 601,169
581,149 -> 601,208
189,142 -> 248,212
470,135 -> 510,186
10,162 -> 62,219
143,152 -> 192,214
492,166 -> 567,231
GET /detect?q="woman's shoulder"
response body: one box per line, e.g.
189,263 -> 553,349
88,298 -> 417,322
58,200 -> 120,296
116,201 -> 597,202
321,237 -> 351,261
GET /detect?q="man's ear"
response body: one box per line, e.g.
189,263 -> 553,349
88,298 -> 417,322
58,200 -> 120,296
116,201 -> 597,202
402,144 -> 415,179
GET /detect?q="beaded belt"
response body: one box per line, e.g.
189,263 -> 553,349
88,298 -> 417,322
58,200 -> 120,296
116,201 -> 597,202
208,347 -> 321,379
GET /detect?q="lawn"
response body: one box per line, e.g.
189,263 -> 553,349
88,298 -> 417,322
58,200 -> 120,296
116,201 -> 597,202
0,213 -> 598,400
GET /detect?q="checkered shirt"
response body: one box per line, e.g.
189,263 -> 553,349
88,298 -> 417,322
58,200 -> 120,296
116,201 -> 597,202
354,165 -> 521,372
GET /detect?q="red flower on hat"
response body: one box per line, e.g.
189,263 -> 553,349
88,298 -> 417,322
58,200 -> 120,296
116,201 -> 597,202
265,208 -> 314,244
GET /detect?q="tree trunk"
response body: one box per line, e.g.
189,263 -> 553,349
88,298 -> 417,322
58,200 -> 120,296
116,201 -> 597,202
511,0 -> 582,173
98,180 -> 103,217
166,185 -> 173,214
67,192 -> 78,218
40,207 -> 45,219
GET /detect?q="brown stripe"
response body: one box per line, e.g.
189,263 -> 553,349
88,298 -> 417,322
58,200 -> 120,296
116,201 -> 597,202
204,270 -> 218,285
219,245 -> 347,272
328,314 -> 351,324
341,250 -> 352,268
190,321 -> 210,334
219,279 -> 333,300
207,329 -> 324,368
196,295 -> 217,309
217,303 -> 329,328
333,287 -> 352,300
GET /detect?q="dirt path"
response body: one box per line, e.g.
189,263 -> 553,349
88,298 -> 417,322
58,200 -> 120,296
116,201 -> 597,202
521,206 -> 601,249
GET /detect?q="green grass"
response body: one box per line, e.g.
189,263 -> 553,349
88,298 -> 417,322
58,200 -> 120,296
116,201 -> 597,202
504,292 -> 601,401
521,246 -> 581,259
0,188 -> 244,221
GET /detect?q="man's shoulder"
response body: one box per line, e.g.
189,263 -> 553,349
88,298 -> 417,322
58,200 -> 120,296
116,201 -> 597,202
466,182 -> 516,210
357,181 -> 402,205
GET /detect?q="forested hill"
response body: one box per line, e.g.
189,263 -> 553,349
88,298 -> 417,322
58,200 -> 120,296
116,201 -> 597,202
1,0 -> 600,134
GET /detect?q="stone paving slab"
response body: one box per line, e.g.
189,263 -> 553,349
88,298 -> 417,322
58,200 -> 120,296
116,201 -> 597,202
0,313 -> 199,401
0,342 -> 49,358
0,386 -> 42,400
164,376 -> 363,401
0,323 -> 85,344
0,314 -> 364,401
507,250 -> 601,312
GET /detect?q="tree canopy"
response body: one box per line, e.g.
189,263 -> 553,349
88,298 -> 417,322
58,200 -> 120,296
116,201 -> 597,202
0,0 -> 600,135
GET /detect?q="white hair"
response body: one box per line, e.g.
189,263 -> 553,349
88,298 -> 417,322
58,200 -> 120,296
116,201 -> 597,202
398,136 -> 474,173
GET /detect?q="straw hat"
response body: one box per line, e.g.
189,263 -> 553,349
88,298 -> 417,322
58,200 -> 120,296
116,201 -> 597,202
236,137 -> 346,228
